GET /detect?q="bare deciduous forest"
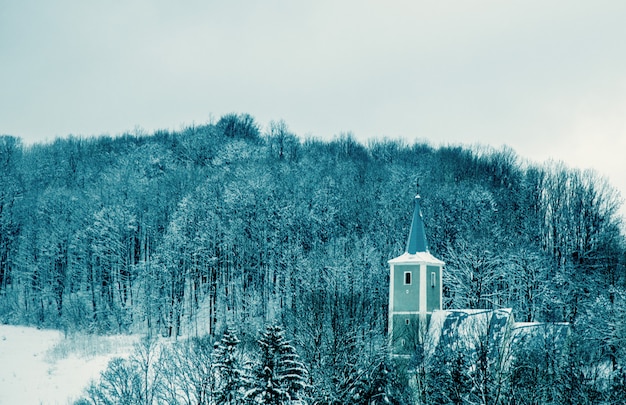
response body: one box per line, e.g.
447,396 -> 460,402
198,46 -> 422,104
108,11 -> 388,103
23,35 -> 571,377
1,114 -> 625,403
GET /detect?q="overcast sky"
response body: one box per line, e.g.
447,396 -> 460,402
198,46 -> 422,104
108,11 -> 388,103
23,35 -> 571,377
2,0 -> 626,220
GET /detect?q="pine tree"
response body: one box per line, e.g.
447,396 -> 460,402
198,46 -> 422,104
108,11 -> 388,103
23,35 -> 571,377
247,324 -> 309,404
212,328 -> 248,404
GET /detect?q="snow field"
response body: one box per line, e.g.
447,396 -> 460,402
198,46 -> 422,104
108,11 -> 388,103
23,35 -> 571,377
0,325 -> 137,405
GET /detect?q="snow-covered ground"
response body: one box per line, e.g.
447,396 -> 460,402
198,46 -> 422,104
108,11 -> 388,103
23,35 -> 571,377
0,325 -> 137,405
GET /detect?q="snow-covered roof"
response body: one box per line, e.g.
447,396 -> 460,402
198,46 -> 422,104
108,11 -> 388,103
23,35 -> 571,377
425,308 -> 514,358
421,309 -> 570,371
511,321 -> 570,347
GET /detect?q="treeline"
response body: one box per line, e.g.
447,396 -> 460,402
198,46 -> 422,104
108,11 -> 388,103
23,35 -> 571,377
1,114 -> 625,397
80,325 -> 405,405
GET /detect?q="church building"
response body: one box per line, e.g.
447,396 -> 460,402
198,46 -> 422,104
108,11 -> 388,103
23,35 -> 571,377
388,191 -> 569,362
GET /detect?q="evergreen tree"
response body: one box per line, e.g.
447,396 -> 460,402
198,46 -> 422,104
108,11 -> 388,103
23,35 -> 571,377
212,328 -> 248,404
247,324 -> 309,404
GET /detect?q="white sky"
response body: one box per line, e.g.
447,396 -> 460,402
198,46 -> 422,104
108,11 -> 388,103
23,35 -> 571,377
2,0 -> 625,220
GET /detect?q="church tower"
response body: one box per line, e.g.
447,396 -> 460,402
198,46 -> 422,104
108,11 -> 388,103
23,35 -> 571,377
388,192 -> 444,356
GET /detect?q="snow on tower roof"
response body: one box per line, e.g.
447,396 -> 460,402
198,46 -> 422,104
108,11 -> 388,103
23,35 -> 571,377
387,251 -> 444,265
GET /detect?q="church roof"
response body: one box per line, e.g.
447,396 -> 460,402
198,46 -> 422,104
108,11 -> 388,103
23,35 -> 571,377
406,194 -> 428,254
425,308 -> 514,358
511,321 -> 571,349
423,309 -> 570,371
388,251 -> 444,265
388,194 -> 444,265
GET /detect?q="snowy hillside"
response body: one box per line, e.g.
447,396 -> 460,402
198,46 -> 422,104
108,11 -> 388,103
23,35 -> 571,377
0,325 -> 136,405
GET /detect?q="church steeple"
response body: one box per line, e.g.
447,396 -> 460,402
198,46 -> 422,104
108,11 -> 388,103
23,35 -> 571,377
406,194 -> 428,254
388,189 -> 444,357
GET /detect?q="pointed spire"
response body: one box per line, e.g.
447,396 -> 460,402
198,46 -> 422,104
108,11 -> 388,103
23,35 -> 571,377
405,191 -> 429,254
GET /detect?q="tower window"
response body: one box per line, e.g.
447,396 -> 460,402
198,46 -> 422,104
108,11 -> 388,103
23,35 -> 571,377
405,318 -> 410,325
404,271 -> 412,285
431,271 -> 436,287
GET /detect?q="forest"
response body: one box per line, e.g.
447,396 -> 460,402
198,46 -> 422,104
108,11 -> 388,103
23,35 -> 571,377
1,113 -> 625,404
